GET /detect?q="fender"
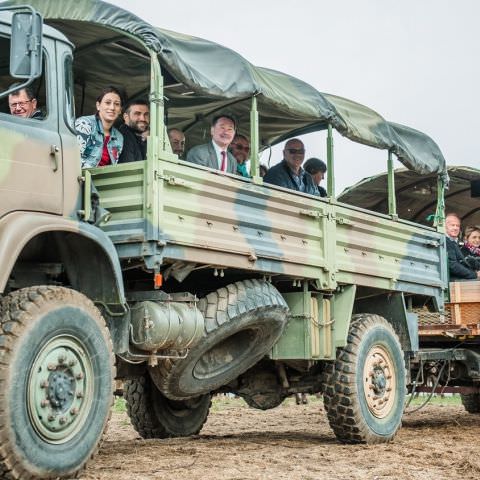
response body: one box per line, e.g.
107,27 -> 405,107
353,292 -> 418,353
0,211 -> 125,305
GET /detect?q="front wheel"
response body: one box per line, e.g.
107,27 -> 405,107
0,287 -> 114,479
323,313 -> 406,444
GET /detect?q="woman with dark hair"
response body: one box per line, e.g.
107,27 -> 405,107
75,86 -> 124,168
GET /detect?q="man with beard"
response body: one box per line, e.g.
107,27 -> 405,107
118,98 -> 149,163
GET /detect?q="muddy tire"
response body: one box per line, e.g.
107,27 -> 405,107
0,286 -> 114,480
461,393 -> 480,414
124,375 -> 211,438
323,313 -> 406,444
150,279 -> 288,400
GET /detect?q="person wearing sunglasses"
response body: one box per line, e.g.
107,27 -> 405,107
263,139 -> 319,196
8,84 -> 44,120
229,134 -> 250,177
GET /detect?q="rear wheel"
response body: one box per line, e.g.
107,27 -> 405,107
461,393 -> 480,414
150,279 -> 288,399
323,313 -> 406,444
0,287 -> 114,479
124,375 -> 211,438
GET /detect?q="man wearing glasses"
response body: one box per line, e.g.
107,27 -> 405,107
229,134 -> 250,177
263,138 -> 319,196
8,84 -> 44,119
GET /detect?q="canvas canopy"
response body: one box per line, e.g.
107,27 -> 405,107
2,0 -> 446,176
338,166 -> 480,226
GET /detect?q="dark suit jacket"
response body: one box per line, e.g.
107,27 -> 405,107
263,160 -> 319,196
446,237 -> 477,281
186,141 -> 236,174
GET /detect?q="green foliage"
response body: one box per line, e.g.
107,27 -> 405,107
407,394 -> 461,406
113,397 -> 126,412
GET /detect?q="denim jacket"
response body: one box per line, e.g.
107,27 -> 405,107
75,115 -> 123,168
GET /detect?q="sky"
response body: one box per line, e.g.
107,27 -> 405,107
114,0 -> 479,193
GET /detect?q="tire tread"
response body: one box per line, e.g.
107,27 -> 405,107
0,286 -> 115,480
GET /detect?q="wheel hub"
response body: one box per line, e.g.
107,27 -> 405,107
363,345 -> 397,419
28,336 -> 93,444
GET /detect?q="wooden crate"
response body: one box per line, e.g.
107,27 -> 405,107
449,281 -> 480,303
447,302 -> 480,325
448,281 -> 480,326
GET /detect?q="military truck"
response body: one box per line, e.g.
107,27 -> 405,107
0,1 -> 466,479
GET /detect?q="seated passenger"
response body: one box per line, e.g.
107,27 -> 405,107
118,98 -> 149,163
229,134 -> 250,177
445,213 -> 479,281
186,115 -> 237,174
304,157 -> 327,197
168,128 -> 186,159
461,225 -> 480,259
8,83 -> 44,119
75,86 -> 124,168
263,139 -> 319,196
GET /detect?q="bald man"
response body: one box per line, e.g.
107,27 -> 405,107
263,139 -> 318,195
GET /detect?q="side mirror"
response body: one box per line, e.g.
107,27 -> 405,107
10,10 -> 43,79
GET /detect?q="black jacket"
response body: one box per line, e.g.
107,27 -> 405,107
446,237 -> 477,281
118,124 -> 147,163
263,160 -> 319,196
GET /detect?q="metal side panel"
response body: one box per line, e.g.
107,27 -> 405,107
334,203 -> 445,295
157,160 -> 329,278
87,161 -> 149,242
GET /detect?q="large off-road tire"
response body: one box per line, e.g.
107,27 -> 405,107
150,279 -> 288,400
124,375 -> 211,438
323,313 -> 406,444
0,287 -> 114,480
461,393 -> 480,414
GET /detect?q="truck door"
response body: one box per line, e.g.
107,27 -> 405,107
0,34 -> 63,217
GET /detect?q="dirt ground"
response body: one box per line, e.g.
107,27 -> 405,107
81,396 -> 480,480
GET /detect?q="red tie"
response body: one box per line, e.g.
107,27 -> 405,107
220,151 -> 226,172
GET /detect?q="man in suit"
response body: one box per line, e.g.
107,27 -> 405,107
263,139 -> 319,196
186,115 -> 237,174
445,212 -> 479,281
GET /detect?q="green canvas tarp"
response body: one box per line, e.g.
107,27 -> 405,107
2,0 -> 447,176
338,166 -> 480,225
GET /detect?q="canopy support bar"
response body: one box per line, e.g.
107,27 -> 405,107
327,124 -> 334,198
434,175 -> 446,231
250,96 -> 261,183
387,150 -> 397,218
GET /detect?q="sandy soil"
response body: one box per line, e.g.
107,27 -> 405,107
81,397 -> 480,480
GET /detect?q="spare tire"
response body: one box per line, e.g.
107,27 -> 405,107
150,279 -> 288,400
